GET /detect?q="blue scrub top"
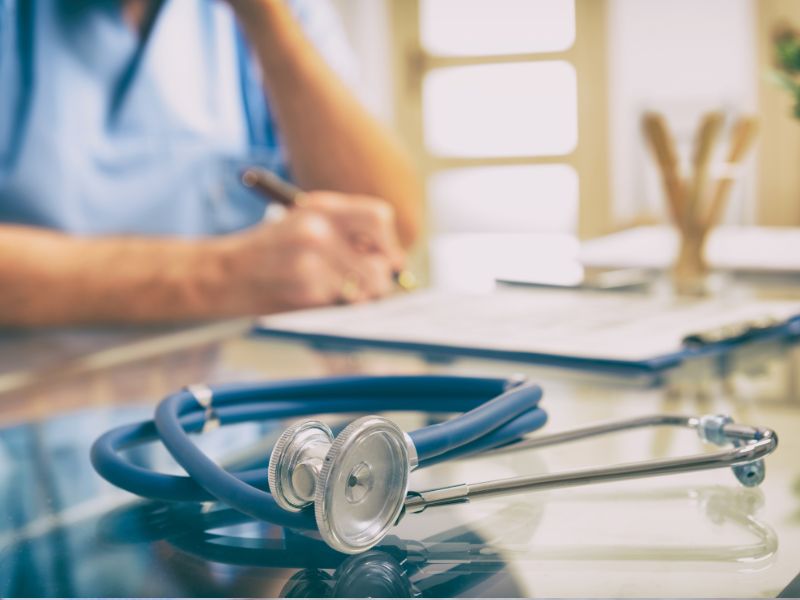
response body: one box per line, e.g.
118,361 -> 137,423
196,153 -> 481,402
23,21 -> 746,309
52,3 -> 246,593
0,0 -> 356,237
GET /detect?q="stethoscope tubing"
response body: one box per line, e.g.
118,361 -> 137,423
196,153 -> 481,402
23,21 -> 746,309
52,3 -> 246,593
91,375 -> 546,529
91,392 -> 547,499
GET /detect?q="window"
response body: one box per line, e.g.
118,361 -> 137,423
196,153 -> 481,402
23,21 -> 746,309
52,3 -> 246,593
420,0 -> 576,56
391,0 -> 610,290
423,61 -> 578,158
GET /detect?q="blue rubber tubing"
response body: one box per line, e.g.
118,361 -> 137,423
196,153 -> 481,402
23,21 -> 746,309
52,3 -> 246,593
91,375 -> 546,529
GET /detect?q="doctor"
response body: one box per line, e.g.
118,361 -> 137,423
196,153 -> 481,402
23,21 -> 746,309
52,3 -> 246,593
0,0 -> 421,326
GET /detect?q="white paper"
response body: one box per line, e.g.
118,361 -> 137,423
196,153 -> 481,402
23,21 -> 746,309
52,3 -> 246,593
580,226 -> 800,273
258,289 -> 800,364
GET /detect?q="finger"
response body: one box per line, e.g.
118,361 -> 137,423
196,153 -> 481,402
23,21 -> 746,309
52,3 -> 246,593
351,254 -> 395,299
281,249 -> 343,308
305,194 -> 406,269
333,255 -> 394,302
343,205 -> 405,269
280,209 -> 392,305
323,237 -> 394,301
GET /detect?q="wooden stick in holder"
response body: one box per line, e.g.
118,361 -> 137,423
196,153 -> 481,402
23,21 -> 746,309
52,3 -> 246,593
704,116 -> 759,230
642,112 -> 685,226
641,111 -> 759,295
686,111 -> 725,232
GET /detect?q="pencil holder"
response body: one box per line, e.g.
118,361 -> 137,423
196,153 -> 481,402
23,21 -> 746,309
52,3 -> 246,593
642,111 -> 758,297
672,228 -> 710,296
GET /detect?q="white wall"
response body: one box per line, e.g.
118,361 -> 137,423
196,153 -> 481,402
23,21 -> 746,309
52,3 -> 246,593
608,0 -> 758,225
330,0 -> 395,125
331,0 -> 760,230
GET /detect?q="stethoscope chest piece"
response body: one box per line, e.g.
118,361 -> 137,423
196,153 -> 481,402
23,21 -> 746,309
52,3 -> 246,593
269,420 -> 335,512
269,415 -> 413,554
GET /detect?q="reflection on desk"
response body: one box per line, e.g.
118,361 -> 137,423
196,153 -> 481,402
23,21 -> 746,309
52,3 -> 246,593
99,501 -> 522,598
0,404 -> 785,598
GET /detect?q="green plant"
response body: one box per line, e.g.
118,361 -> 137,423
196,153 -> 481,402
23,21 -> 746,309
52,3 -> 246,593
773,25 -> 800,119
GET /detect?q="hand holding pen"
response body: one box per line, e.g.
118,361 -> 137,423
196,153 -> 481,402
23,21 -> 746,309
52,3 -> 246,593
242,167 -> 416,302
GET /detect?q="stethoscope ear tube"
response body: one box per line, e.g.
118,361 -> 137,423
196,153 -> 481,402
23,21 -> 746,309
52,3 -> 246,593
90,376 -> 524,503
91,408 -> 269,502
417,402 -> 548,467
409,382 -> 543,461
154,388 -> 318,529
402,415 -> 778,515
91,375 -> 539,530
149,377 -> 546,539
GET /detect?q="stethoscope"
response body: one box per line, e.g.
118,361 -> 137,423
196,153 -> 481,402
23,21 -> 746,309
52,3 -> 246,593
91,375 -> 778,554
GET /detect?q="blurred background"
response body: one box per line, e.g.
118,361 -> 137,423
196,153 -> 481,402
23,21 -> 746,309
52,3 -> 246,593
328,0 -> 800,291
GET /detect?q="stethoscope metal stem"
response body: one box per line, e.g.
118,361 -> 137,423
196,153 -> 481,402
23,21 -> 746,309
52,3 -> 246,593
479,414 -> 696,455
404,418 -> 777,514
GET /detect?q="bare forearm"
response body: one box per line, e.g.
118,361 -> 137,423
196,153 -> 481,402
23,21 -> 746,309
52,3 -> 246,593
230,0 -> 422,246
0,188 -> 406,327
0,225 -> 229,326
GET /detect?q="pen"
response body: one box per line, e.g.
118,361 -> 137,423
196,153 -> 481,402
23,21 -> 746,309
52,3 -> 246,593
241,167 -> 417,291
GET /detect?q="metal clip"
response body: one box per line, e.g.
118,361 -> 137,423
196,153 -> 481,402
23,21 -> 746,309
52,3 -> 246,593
682,315 -> 784,348
404,484 -> 471,514
185,384 -> 220,433
503,374 -> 529,391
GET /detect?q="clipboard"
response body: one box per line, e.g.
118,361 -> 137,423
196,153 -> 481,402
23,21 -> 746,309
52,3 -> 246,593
254,289 -> 800,375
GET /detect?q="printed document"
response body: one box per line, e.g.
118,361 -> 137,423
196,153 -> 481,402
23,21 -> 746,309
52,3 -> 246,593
257,289 -> 800,363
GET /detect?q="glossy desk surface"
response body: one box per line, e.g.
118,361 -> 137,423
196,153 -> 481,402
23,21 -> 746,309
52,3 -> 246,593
1,301 -> 800,598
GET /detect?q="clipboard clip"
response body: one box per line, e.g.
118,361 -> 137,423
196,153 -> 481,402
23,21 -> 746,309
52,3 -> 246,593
682,315 -> 785,348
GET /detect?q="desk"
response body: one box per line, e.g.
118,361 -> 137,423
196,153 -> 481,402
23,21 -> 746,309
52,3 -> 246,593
1,315 -> 799,597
